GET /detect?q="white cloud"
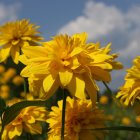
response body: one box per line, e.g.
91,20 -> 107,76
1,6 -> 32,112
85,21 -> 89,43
58,0 -> 140,90
0,3 -> 21,24
58,1 -> 127,40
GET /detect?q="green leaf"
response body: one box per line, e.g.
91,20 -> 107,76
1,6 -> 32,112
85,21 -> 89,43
2,100 -> 46,129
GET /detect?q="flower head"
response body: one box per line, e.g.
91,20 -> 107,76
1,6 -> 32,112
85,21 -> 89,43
20,32 -> 122,104
47,97 -> 107,140
2,106 -> 48,140
0,19 -> 43,63
116,56 -> 140,106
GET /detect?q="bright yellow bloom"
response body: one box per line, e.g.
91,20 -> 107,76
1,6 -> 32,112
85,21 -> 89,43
2,106 -> 48,140
116,56 -> 140,106
20,32 -> 122,104
0,19 -> 43,64
47,97 -> 107,140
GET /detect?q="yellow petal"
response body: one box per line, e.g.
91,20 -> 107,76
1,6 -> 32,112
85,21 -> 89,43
59,70 -> 73,87
24,123 -> 42,134
19,54 -> 29,65
9,126 -> 22,139
10,46 -> 20,64
93,62 -> 112,69
83,74 -> 98,106
43,74 -> 56,92
0,44 -> 11,62
68,75 -> 86,99
70,47 -> 83,57
72,32 -> 88,44
22,46 -> 48,58
71,57 -> 80,69
91,67 -> 111,82
11,39 -> 20,45
41,77 -> 59,99
91,54 -> 113,63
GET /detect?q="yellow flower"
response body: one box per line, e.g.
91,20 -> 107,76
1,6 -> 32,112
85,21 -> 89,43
135,116 -> 140,123
121,117 -> 131,125
20,32 -> 122,104
2,106 -> 48,140
0,65 -> 5,73
116,56 -> 140,106
47,97 -> 107,140
2,68 -> 17,84
0,85 -> 10,99
0,19 -> 43,64
12,75 -> 24,86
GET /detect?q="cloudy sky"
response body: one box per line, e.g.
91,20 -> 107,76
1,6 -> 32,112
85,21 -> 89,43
0,0 -> 140,91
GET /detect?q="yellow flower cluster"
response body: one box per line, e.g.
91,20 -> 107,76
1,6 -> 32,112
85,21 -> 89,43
20,32 -> 122,104
2,106 -> 48,140
116,56 -> 140,106
47,97 -> 107,140
0,19 -> 125,140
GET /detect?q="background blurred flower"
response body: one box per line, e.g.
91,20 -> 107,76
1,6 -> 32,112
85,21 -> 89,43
12,75 -> 24,86
2,68 -> 16,83
99,95 -> 109,105
121,117 -> 131,126
0,65 -> 5,74
0,85 -> 10,99
0,19 -> 43,64
135,116 -> 140,123
47,97 -> 107,140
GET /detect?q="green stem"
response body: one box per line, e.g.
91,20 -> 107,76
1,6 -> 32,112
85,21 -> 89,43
102,81 -> 122,107
61,89 -> 66,140
83,126 -> 140,132
0,127 -> 3,139
102,81 -> 112,95
27,133 -> 34,140
24,78 -> 27,93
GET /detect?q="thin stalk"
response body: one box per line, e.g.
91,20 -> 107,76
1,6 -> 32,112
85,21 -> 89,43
61,89 -> 67,140
83,126 -> 140,132
102,81 -> 112,94
102,81 -> 122,107
24,78 -> 27,93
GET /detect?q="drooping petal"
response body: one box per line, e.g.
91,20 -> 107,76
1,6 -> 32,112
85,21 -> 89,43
83,74 -> 98,105
59,70 -> 73,87
10,46 -> 20,64
0,44 -> 11,62
68,75 -> 86,99
41,77 -> 59,99
91,67 -> 111,82
43,74 -> 56,92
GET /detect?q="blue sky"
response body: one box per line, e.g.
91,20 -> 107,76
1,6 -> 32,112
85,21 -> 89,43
0,0 -> 140,90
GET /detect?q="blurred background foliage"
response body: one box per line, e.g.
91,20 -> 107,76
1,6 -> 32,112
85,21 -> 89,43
0,57 -> 140,140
